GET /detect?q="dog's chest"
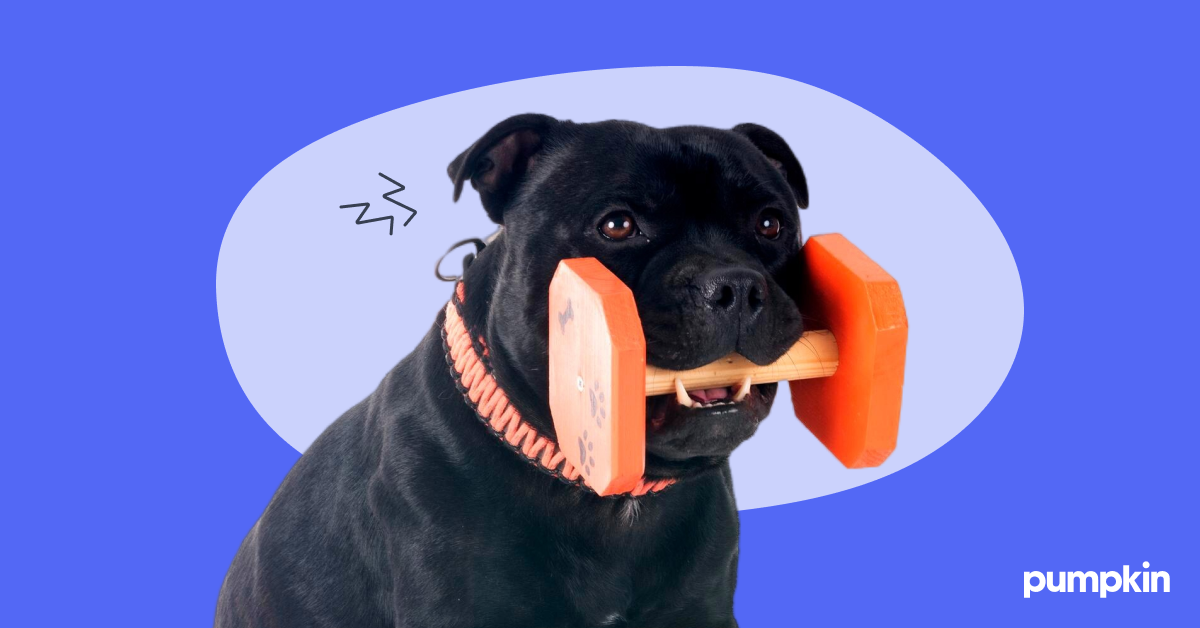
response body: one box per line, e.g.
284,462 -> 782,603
401,501 -> 723,626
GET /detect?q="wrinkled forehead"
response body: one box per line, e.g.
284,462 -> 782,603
541,127 -> 789,214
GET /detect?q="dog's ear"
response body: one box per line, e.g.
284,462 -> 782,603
732,123 -> 809,209
448,113 -> 559,223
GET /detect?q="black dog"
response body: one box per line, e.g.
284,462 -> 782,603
216,114 -> 809,627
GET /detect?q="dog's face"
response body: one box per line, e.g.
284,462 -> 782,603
450,114 -> 808,477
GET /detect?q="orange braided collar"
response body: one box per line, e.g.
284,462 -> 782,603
441,283 -> 674,498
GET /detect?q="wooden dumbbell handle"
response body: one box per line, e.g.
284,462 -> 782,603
644,330 -> 839,396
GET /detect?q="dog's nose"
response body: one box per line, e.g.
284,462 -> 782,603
699,267 -> 767,320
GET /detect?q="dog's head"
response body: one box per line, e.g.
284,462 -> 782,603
449,114 -> 808,478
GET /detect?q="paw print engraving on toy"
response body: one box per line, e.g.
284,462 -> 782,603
579,380 -> 605,478
588,380 -> 606,428
578,430 -> 597,477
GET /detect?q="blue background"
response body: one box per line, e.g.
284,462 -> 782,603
4,1 -> 1196,625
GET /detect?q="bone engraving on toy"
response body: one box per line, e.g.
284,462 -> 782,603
557,299 -> 574,334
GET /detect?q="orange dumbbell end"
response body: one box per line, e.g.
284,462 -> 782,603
790,234 -> 908,468
548,259 -> 647,496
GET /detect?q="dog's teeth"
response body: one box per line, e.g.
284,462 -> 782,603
674,378 -> 695,408
733,376 -> 753,402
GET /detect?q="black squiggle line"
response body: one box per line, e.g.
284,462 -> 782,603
338,202 -> 394,235
378,173 -> 417,227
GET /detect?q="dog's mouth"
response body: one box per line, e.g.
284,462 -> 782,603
648,378 -> 764,427
644,376 -> 776,464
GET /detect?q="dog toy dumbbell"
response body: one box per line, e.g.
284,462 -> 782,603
548,234 -> 908,496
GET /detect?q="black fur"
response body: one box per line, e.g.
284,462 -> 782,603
216,115 -> 809,627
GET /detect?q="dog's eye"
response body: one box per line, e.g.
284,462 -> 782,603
599,211 -> 638,241
756,210 -> 783,240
